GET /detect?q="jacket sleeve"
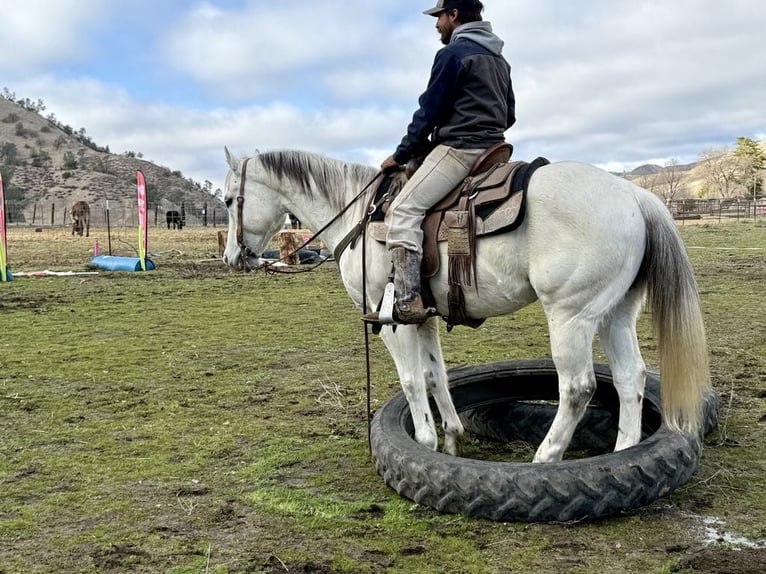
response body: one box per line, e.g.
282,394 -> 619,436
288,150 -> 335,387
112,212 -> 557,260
393,48 -> 462,165
506,70 -> 516,129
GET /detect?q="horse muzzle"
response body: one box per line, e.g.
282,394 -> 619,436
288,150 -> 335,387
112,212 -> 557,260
223,246 -> 262,271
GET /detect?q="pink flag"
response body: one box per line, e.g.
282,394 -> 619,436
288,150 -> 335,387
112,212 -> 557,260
137,170 -> 148,271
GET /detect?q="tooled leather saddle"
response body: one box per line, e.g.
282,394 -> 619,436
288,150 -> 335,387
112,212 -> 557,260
338,143 -> 549,328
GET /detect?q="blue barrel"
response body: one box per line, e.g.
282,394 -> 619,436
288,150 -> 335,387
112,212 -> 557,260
90,256 -> 155,272
1,268 -> 12,282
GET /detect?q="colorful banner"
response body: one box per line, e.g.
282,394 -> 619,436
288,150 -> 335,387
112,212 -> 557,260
136,170 -> 148,271
0,171 -> 7,282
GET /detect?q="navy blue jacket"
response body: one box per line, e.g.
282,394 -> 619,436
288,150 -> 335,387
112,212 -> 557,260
393,22 -> 516,165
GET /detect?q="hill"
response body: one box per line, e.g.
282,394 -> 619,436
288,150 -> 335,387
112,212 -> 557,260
0,96 -> 214,223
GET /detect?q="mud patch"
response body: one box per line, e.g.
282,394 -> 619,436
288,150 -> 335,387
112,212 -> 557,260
678,547 -> 766,574
89,543 -> 151,570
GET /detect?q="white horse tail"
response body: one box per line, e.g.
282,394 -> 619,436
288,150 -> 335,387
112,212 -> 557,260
635,193 -> 711,435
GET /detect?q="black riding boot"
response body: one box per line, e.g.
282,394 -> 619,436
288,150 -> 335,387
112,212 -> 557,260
362,247 -> 431,325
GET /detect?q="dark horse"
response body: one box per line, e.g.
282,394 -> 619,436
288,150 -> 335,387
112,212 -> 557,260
71,201 -> 90,237
166,210 -> 184,230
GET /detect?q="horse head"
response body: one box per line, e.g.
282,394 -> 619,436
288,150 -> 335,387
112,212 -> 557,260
222,147 -> 288,268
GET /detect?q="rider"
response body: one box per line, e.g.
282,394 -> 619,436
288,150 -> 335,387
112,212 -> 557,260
364,0 -> 515,325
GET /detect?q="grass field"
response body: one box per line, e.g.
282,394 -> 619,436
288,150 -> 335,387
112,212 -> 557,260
1,223 -> 764,573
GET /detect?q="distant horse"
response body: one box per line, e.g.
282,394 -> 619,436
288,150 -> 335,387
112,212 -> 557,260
71,201 -> 90,237
221,148 -> 710,462
166,210 -> 184,230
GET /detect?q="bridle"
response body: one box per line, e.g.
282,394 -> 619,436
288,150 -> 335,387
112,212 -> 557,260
234,156 -> 384,274
235,157 -> 259,270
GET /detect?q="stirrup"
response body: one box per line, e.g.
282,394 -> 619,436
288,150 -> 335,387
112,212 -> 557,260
362,282 -> 396,324
362,283 -> 436,326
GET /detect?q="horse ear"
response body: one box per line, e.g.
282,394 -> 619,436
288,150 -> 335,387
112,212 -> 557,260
225,146 -> 241,173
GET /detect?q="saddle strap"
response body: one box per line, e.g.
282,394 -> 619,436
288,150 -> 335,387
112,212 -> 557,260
446,284 -> 485,331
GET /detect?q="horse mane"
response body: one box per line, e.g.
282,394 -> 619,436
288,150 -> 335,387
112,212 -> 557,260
257,150 -> 377,211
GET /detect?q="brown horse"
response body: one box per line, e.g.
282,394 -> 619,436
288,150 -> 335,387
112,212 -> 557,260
71,201 -> 90,237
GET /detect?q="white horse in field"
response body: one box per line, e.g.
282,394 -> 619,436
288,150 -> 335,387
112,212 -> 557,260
221,147 -> 710,463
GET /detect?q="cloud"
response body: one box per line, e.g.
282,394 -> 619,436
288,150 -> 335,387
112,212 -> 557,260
4,0 -> 766,192
161,1 -> 401,102
0,0 -> 107,71
496,0 -> 766,164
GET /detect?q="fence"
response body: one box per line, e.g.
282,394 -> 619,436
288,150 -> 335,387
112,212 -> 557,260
667,198 -> 765,223
4,199 -> 230,229
5,197 -> 763,230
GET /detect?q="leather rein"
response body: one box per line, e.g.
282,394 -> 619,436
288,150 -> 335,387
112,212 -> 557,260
235,157 -> 398,451
235,157 -> 387,449
235,156 -> 383,274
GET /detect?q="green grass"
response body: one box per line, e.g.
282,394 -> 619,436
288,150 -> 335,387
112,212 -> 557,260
0,224 -> 764,573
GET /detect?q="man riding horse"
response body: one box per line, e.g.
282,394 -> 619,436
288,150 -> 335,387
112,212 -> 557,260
363,0 -> 515,325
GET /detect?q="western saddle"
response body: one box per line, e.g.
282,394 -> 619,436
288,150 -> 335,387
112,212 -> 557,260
339,142 -> 549,329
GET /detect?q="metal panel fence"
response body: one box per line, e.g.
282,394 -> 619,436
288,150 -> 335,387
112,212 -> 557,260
4,197 -> 763,229
667,198 -> 765,222
4,199 -> 230,229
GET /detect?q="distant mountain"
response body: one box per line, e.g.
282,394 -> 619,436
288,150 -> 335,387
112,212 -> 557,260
626,161 -> 695,176
0,96 -> 215,221
628,164 -> 664,176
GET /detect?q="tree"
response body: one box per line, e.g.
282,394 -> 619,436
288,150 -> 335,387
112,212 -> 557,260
637,171 -> 660,196
657,159 -> 687,201
698,147 -> 744,198
0,142 -> 18,166
0,165 -> 27,215
145,181 -> 161,205
62,151 -> 78,170
30,149 -> 51,168
734,137 -> 765,198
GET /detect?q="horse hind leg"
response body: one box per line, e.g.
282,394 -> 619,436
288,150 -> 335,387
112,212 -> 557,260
534,313 -> 599,463
598,288 -> 647,451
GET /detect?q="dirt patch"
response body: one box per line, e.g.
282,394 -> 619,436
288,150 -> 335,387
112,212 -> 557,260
678,547 -> 766,573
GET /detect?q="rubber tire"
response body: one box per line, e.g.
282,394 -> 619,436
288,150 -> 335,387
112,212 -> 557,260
460,368 -> 718,454
370,358 -> 719,522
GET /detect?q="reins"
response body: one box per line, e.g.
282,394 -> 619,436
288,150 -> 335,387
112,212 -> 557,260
236,156 -> 383,275
235,157 -> 388,450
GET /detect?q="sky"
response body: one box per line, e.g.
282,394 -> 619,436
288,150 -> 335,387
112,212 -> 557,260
1,0 -> 765,194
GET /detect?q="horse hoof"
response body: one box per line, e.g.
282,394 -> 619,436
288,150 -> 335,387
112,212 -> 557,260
443,434 -> 463,457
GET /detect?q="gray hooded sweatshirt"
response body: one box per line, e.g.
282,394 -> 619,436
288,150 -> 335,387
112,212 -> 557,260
393,21 -> 516,163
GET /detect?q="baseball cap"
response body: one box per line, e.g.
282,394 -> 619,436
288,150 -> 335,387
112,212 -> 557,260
422,0 -> 478,16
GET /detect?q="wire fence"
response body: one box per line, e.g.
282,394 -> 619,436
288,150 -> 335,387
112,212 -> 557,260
667,198 -> 766,223
4,197 -> 764,231
4,199 -> 230,229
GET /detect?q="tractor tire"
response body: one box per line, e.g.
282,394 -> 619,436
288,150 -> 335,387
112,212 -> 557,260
370,358 -> 719,522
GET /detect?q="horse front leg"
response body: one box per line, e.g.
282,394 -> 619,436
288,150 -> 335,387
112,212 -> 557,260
380,326 -> 438,450
417,319 -> 464,455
